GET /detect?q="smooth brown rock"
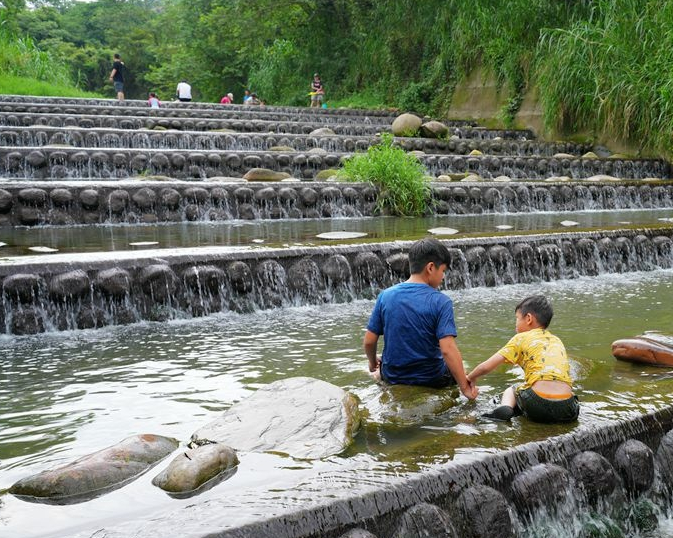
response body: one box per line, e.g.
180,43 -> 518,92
9,434 -> 178,504
243,168 -> 291,181
612,333 -> 673,367
152,442 -> 238,496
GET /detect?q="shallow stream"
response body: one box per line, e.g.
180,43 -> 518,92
0,270 -> 672,537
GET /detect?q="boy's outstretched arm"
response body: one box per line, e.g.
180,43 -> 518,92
364,330 -> 381,372
467,353 -> 507,383
439,336 -> 478,400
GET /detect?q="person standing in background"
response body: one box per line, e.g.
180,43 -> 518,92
109,53 -> 125,101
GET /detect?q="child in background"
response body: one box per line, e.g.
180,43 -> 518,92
148,92 -> 161,108
220,93 -> 234,104
467,295 -> 579,423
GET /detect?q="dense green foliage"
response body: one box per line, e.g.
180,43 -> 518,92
2,0 -> 673,154
338,134 -> 431,216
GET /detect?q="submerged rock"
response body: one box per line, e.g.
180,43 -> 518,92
9,434 -> 178,504
364,383 -> 459,426
190,377 -> 361,459
152,442 -> 238,497
612,332 -> 673,367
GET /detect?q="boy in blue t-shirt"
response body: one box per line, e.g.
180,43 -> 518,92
364,238 -> 478,399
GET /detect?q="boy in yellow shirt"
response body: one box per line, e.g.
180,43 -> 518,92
467,295 -> 579,423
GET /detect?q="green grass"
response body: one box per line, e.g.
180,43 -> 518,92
338,133 -> 431,216
0,75 -> 102,97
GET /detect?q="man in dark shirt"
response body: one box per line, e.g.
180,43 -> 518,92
109,53 -> 125,101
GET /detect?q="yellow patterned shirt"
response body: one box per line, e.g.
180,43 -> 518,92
497,328 -> 573,391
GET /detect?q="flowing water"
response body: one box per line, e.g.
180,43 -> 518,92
0,270 -> 672,537
1,209 -> 672,257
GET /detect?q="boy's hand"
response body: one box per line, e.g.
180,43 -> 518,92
368,356 -> 381,372
461,379 -> 479,400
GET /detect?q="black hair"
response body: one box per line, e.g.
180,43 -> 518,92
515,295 -> 553,328
114,53 -> 121,59
408,237 -> 450,274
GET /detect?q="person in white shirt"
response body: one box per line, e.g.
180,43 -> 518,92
176,80 -> 192,102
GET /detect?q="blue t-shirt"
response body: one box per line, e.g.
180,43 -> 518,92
366,282 -> 457,385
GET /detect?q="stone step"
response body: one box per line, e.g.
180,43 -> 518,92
0,228 -> 670,335
0,94 -> 406,118
0,126 -> 589,157
0,180 -> 671,226
0,102 -> 398,126
0,146 -> 668,180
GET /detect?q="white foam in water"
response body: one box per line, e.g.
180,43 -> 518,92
316,231 -> 368,239
658,217 -> 673,222
251,239 -> 265,244
495,225 -> 513,230
428,227 -> 459,235
560,220 -> 579,227
129,241 -> 159,247
28,246 -> 58,253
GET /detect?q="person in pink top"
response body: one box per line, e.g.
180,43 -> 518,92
220,93 -> 234,104
147,92 -> 161,108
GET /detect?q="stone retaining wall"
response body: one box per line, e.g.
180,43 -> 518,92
1,146 -> 668,180
0,126 -> 589,157
210,407 -> 673,538
0,181 -> 671,226
1,229 -> 671,335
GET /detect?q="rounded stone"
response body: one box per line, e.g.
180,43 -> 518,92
300,187 -> 318,206
18,207 -> 41,225
227,261 -> 253,294
656,429 -> 673,489
160,188 -> 182,210
337,530 -> 377,538
49,270 -> 91,299
0,189 -> 13,213
391,502 -> 456,538
18,188 -> 48,207
50,188 -> 73,207
287,258 -> 323,296
353,252 -> 386,285
77,306 -> 107,329
255,260 -> 287,292
139,265 -> 178,302
3,274 -> 45,304
95,268 -> 132,298
26,150 -> 47,168
131,188 -> 157,210
183,265 -> 225,294
107,190 -> 130,214
279,188 -> 298,203
80,189 -> 99,209
465,246 -> 488,270
570,451 -> 618,503
150,154 -> 170,168
11,307 -> 46,335
510,463 -> 571,514
614,439 -> 654,496
455,485 -> 514,538
321,255 -> 352,286
386,253 -> 410,278
234,187 -> 254,203
254,187 -> 278,202
184,187 -> 210,205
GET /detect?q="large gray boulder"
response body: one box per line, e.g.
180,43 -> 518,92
152,442 -> 238,496
392,113 -> 422,136
10,434 -> 178,504
243,168 -> 292,181
191,377 -> 361,459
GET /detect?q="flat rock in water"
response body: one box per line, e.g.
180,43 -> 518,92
243,168 -> 291,182
316,231 -> 368,240
495,224 -> 513,230
9,434 -> 178,504
152,442 -> 238,497
190,377 -> 361,459
363,383 -> 460,427
612,332 -> 673,367
560,220 -> 579,227
129,241 -> 159,247
29,246 -> 58,253
0,242 -> 6,247
428,227 -> 459,235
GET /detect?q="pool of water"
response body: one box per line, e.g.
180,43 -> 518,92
1,208 -> 672,257
1,270 -> 672,537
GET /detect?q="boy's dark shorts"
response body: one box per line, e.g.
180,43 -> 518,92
515,387 -> 580,424
113,81 -> 124,92
381,371 -> 456,389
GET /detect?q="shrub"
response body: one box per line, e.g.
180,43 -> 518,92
338,133 -> 431,216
